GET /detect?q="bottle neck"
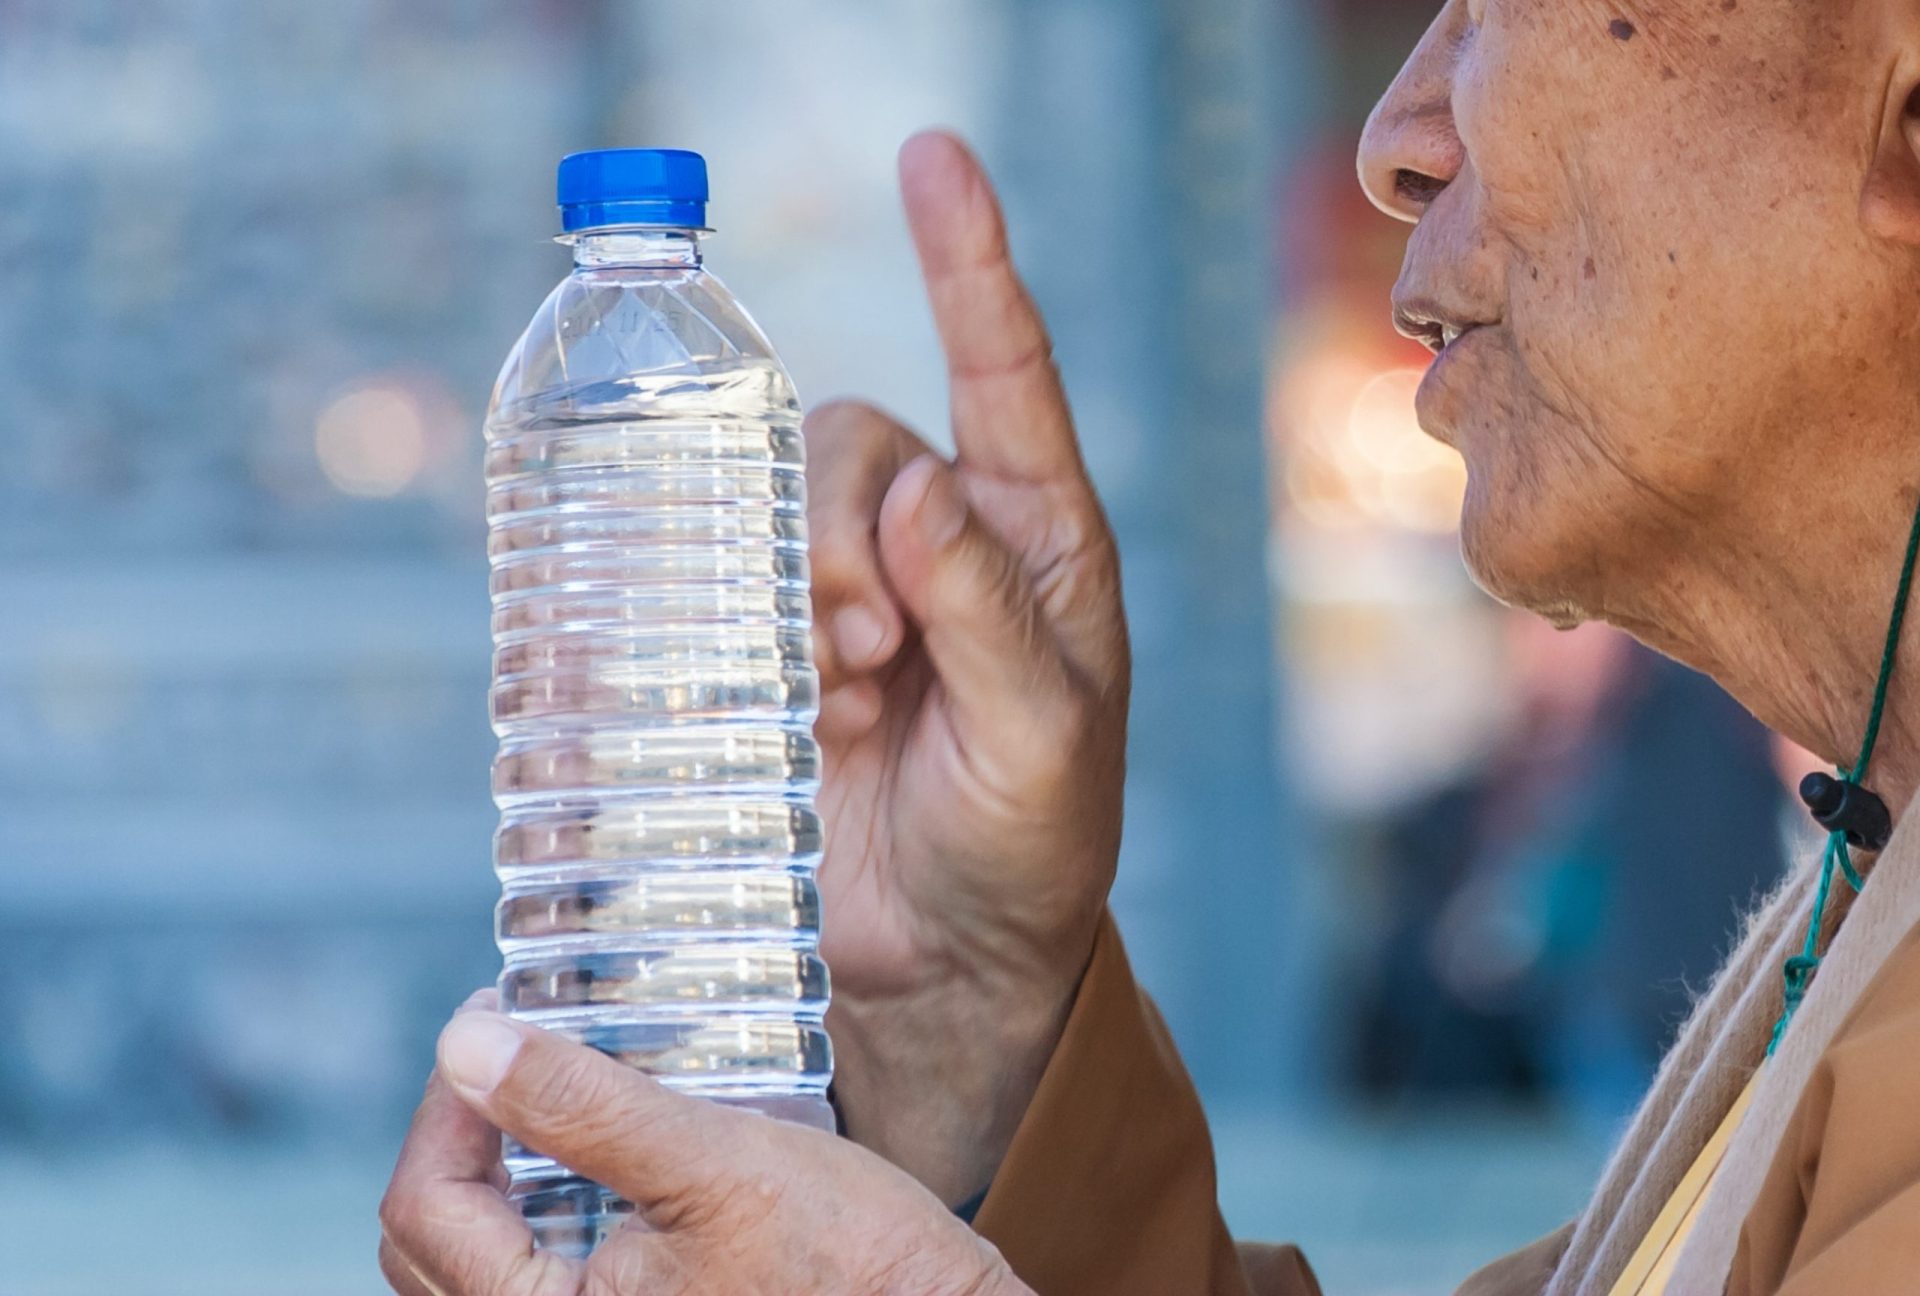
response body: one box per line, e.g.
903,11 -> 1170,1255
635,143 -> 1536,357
568,227 -> 704,270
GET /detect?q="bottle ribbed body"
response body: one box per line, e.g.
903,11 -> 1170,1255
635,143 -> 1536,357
484,232 -> 831,1257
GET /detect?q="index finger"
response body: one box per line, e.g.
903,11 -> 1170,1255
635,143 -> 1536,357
383,995 -> 581,1296
899,130 -> 1085,485
381,1072 -> 558,1293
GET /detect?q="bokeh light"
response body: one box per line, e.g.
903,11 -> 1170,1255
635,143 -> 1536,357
314,381 -> 432,498
1281,351 -> 1466,536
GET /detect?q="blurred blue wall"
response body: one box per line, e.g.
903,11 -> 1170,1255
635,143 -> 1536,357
0,1 -> 1296,1273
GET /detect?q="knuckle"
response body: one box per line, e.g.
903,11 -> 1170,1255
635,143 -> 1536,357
804,493 -> 886,580
1044,684 -> 1094,739
376,1242 -> 412,1291
667,1167 -> 756,1232
643,1169 -> 766,1245
588,1239 -> 684,1296
377,1185 -> 419,1241
1030,488 -> 1120,593
805,401 -> 933,490
936,520 -> 1019,605
1051,492 -> 1117,567
806,508 -> 879,574
1035,551 -> 1122,637
489,1258 -> 571,1296
803,397 -> 888,446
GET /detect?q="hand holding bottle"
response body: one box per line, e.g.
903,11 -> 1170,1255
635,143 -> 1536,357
379,998 -> 1031,1296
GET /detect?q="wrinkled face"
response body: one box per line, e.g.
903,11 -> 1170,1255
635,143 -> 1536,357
1360,0 -> 1920,626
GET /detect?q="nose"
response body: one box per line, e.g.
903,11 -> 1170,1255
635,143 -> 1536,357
1358,2 -> 1469,223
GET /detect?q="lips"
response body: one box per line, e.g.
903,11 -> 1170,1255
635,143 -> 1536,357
1392,297 -> 1495,356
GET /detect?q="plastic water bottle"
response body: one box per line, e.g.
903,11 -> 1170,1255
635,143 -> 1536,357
484,148 -> 832,1257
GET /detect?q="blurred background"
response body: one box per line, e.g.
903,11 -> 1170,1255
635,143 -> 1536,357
0,1 -> 1818,1292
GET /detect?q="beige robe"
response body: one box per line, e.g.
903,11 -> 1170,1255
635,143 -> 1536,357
972,910 -> 1920,1295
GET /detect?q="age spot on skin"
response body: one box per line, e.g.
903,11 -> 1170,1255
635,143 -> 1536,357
1584,257 -> 1598,281
1609,18 -> 1637,41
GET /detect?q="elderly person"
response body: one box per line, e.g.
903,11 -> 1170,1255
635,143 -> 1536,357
377,1 -> 1920,1292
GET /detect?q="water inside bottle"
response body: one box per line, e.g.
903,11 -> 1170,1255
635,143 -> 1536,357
486,354 -> 833,1255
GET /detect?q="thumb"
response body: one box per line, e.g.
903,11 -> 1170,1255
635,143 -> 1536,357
436,1011 -> 763,1217
879,455 -> 1081,749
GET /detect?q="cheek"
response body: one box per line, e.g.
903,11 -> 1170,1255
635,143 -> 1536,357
1505,207 -> 1867,511
1489,156 -> 1785,504
1467,7 -> 1877,478
1452,0 -> 1601,233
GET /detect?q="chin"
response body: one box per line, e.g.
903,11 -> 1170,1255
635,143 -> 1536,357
1455,464 -> 1599,631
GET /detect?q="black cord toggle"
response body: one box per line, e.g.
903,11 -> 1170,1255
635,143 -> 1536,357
1799,772 -> 1893,851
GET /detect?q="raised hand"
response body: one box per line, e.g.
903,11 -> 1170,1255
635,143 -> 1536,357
805,131 -> 1130,1204
380,1002 -> 1031,1296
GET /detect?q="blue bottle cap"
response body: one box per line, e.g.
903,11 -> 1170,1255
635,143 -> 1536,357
557,148 -> 709,233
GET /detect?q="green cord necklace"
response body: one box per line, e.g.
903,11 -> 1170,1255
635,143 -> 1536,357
1768,493 -> 1920,1055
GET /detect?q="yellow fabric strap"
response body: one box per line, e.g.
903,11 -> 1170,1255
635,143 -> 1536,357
1607,1070 -> 1762,1296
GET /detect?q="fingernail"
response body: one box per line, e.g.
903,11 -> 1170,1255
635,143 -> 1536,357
439,1013 -> 524,1096
457,987 -> 496,1013
912,464 -> 966,549
832,605 -> 890,665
